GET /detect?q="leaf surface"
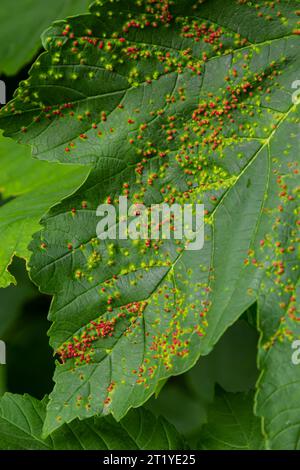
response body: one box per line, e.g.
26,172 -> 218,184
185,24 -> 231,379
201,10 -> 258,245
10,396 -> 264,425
198,390 -> 264,450
0,393 -> 183,450
0,0 -> 299,446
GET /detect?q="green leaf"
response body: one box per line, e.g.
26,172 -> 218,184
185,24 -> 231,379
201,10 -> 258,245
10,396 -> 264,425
0,393 -> 184,450
0,0 -> 299,445
198,389 -> 264,450
0,133 -> 89,287
252,105 -> 299,449
0,0 -> 91,75
255,284 -> 300,450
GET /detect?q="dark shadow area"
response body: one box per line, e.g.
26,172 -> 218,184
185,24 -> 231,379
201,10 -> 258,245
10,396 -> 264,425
0,48 -> 42,104
0,258 -> 54,399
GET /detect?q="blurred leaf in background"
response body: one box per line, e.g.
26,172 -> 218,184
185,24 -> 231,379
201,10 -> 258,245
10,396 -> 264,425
198,389 -> 264,450
0,0 -> 91,75
0,133 -> 89,287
